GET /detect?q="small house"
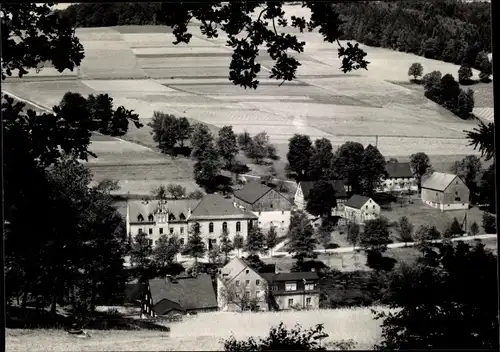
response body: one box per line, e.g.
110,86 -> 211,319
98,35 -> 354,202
421,172 -> 470,211
260,272 -> 320,310
233,182 -> 293,233
344,195 -> 380,224
294,180 -> 348,215
379,162 -> 418,193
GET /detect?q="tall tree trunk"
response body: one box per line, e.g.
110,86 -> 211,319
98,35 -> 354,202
50,291 -> 57,315
21,289 -> 29,311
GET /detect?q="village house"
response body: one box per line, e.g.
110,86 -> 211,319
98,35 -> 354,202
126,194 -> 258,250
217,257 -> 269,312
294,180 -> 348,215
217,257 -> 320,312
261,271 -> 320,310
343,195 -> 381,224
233,182 -> 293,234
421,172 -> 470,211
125,274 -> 217,318
378,161 -> 418,193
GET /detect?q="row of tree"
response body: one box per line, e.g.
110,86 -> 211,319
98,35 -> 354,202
336,1 -> 492,69
285,135 -> 434,195
422,70 -> 475,119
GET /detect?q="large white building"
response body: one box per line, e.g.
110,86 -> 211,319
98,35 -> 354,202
378,161 -> 418,193
126,194 -> 258,250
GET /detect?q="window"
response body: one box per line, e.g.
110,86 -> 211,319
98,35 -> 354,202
154,240 -> 158,246
455,197 -> 461,202
271,285 -> 278,292
170,228 -> 174,234
138,228 -> 143,234
159,228 -> 163,234
148,239 -> 153,246
256,279 -> 260,285
245,270 -> 249,274
137,214 -> 144,222
180,227 -> 184,234
148,214 -> 154,222
169,214 -> 176,221
306,297 -> 312,306
256,290 -> 260,296
285,282 -> 297,291
282,210 -> 284,215
180,238 -> 185,245
244,291 -> 250,299
305,283 -> 315,291
222,222 -> 227,232
270,204 -> 273,209
236,221 -> 241,232
236,280 -> 240,286
245,280 -> 250,285
209,222 -> 214,233
288,298 -> 294,307
179,213 -> 186,220
372,205 -> 375,209
148,228 -> 153,235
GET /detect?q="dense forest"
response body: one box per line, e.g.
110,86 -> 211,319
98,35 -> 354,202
335,0 -> 492,69
57,1 -> 491,70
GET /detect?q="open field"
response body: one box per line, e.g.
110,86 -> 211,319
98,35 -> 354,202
6,307 -> 386,351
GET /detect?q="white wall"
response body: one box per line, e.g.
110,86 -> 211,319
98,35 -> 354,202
254,210 -> 291,234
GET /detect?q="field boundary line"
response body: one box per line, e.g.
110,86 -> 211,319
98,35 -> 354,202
3,90 -> 157,153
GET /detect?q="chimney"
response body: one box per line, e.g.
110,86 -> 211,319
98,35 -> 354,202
188,207 -> 192,216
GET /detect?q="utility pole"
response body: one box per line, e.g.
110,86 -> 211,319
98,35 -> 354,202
375,135 -> 379,148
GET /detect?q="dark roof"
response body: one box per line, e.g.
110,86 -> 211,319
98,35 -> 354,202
386,162 -> 413,179
148,274 -> 217,310
261,272 -> 319,282
124,282 -> 146,303
299,180 -> 348,199
189,193 -> 258,220
233,182 -> 273,204
153,299 -> 186,315
344,194 -> 372,209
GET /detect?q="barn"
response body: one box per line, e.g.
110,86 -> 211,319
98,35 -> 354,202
421,172 -> 470,211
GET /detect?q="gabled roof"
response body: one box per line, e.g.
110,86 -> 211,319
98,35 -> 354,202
233,182 -> 273,204
344,194 -> 373,209
148,274 -> 217,310
386,162 -> 414,179
261,272 -> 319,282
128,199 -> 199,223
422,172 -> 460,192
219,256 -> 264,283
189,194 -> 258,220
298,180 -> 348,199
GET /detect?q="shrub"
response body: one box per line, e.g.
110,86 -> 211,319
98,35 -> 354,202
458,65 -> 473,84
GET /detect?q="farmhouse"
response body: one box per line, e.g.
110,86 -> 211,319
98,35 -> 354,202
378,161 -> 418,193
421,172 -> 470,211
261,271 -> 320,311
233,182 -> 293,233
217,257 -> 269,312
126,274 -> 217,318
294,180 -> 348,215
343,195 -> 381,224
126,194 -> 257,250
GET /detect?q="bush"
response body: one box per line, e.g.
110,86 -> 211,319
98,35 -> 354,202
458,65 -> 473,84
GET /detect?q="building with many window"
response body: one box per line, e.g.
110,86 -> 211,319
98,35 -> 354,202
126,194 -> 258,250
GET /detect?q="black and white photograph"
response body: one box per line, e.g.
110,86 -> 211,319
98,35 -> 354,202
2,1 -> 498,350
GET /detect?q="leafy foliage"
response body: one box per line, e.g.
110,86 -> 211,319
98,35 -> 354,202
306,180 -> 337,217
479,162 -> 496,213
360,144 -> 387,195
233,233 -> 245,256
245,226 -> 266,256
375,242 -> 498,350
266,226 -> 279,255
131,232 -> 153,270
469,221 -> 479,237
458,65 -> 473,84
286,134 -> 313,181
287,210 -> 318,262
397,216 -> 414,244
449,155 -> 482,204
243,131 -> 279,164
149,112 -> 192,155
346,223 -> 360,248
482,212 -> 497,234
464,120 -> 495,162
167,183 -> 187,199
359,217 -> 391,255
407,62 -> 423,80
182,222 -> 206,264
219,229 -> 234,261
217,125 -> 239,169
409,152 -> 432,192
308,138 -> 335,181
223,322 -> 347,351
335,1 -> 491,68
331,141 -> 365,194
153,234 -> 181,268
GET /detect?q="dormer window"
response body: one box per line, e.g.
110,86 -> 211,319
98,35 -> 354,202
148,214 -> 154,222
179,213 -> 186,220
169,214 -> 176,221
137,214 -> 144,222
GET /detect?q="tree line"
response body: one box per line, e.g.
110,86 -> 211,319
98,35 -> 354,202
149,111 -> 278,193
335,0 -> 492,70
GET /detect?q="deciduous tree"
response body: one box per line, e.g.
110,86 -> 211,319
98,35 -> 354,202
347,222 -> 360,249
333,141 -> 365,194
167,183 -> 187,199
131,232 -> 153,272
306,180 -> 337,218
360,144 -> 387,195
217,125 -> 239,169
219,229 -> 234,262
266,226 -> 279,256
245,226 -> 266,256
308,138 -> 334,181
458,65 -> 473,84
193,143 -> 222,193
233,234 -> 244,257
409,152 -> 432,193
182,222 -> 206,264
153,234 -> 181,268
359,217 -> 391,255
287,210 -> 318,263
286,134 -> 313,182
148,112 -> 180,154
482,212 -> 497,234
191,123 -> 215,160
397,216 -> 414,245
407,62 -> 423,81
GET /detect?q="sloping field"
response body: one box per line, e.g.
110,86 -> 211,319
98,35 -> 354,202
6,307 -> 386,351
3,8 -> 490,168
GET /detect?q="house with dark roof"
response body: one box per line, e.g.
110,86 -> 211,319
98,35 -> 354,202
127,274 -> 218,318
343,195 -> 381,224
261,271 -> 320,310
217,257 -> 269,312
233,182 -> 293,234
294,180 -> 348,215
378,161 -> 418,193
421,172 -> 469,211
126,194 -> 258,251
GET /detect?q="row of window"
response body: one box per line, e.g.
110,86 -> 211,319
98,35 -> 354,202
288,297 -> 312,307
139,227 -> 183,236
137,213 -> 187,222
234,279 -> 315,292
137,221 -> 243,236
